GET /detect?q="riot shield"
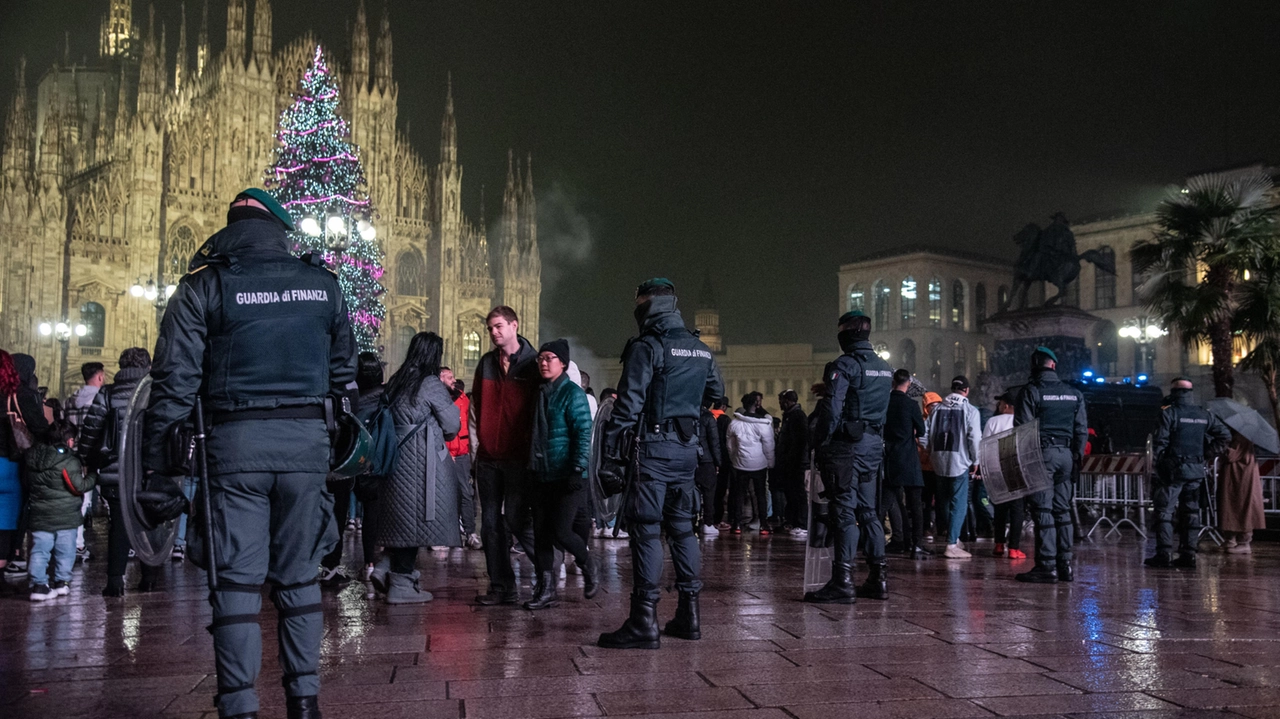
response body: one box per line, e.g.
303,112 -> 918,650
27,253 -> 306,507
117,376 -> 181,566
588,398 -> 622,529
803,458 -> 835,592
980,418 -> 1053,505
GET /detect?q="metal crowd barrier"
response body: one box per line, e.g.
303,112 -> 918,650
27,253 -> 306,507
1260,457 -> 1280,517
1074,450 -> 1151,540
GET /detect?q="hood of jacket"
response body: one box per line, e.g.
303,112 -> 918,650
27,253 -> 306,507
113,366 -> 151,385
635,295 -> 687,334
190,218 -> 292,272
942,392 -> 971,410
1170,387 -> 1195,406
70,384 -> 100,408
733,411 -> 772,425
12,353 -> 37,388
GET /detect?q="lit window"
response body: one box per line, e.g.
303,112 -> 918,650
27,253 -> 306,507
951,279 -> 965,327
928,277 -> 942,328
901,276 -> 917,329
847,284 -> 865,314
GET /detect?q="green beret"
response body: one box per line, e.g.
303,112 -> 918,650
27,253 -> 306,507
235,188 -> 296,231
838,310 -> 867,325
636,277 -> 676,295
1033,345 -> 1057,362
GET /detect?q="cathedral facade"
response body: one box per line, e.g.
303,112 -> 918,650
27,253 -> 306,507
0,0 -> 540,395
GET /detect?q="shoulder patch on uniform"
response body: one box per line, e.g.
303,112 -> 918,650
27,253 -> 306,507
186,265 -> 211,276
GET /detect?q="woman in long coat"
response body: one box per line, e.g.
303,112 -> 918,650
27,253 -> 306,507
373,332 -> 461,603
1218,431 -> 1265,554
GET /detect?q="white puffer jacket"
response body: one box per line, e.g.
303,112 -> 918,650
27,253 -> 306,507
727,412 -> 776,471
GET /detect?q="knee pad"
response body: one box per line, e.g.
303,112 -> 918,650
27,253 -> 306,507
855,507 -> 878,527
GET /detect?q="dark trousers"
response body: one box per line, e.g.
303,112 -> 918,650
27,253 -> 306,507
360,497 -> 379,565
884,485 -> 924,549
694,462 -> 718,526
772,466 -> 807,529
100,485 -> 157,584
386,545 -> 417,574
993,498 -> 1025,550
712,465 -> 732,525
321,478 -> 354,571
825,436 -> 886,565
1028,446 -> 1074,566
627,438 -> 701,601
207,471 -> 336,718
476,459 -> 537,593
921,470 -> 941,534
452,455 -> 477,536
533,480 -> 590,573
1153,475 -> 1202,556
729,468 -> 768,528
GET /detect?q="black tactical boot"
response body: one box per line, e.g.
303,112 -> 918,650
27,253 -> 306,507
1056,560 -> 1073,582
804,561 -> 856,604
524,571 -> 559,610
598,593 -> 661,649
580,555 -> 599,599
102,575 -> 125,597
909,545 -> 933,559
856,561 -> 889,600
664,591 -> 701,640
1143,552 -> 1174,569
1173,552 -> 1197,569
286,695 -> 321,719
1015,563 -> 1059,583
225,713 -> 258,719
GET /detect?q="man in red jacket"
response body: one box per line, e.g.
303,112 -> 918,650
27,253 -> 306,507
472,306 -> 541,605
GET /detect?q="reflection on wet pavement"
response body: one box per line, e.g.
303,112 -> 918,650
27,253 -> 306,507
3,526 -> 1280,718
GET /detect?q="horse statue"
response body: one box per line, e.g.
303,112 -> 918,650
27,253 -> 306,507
1006,213 -> 1115,311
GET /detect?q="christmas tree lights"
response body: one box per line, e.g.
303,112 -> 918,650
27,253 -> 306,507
265,45 -> 386,352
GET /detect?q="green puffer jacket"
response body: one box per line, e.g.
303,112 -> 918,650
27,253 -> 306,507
27,442 -> 93,532
530,373 -> 593,484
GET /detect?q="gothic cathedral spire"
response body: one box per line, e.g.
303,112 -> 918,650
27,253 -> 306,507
226,0 -> 246,65
174,3 -> 189,93
374,2 -> 393,90
350,0 -> 369,92
440,73 -> 457,167
2,57 -> 31,179
252,0 -> 273,68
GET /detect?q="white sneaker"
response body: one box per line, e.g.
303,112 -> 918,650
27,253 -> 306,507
614,529 -> 629,540
465,533 -> 483,550
29,584 -> 55,601
703,524 -> 720,537
790,527 -> 808,538
1227,542 -> 1253,555
944,544 -> 971,558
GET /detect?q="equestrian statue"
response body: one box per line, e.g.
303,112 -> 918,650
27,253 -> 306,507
1007,212 -> 1115,311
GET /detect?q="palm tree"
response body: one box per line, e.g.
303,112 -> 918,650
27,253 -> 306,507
1131,170 -> 1280,397
1237,253 -> 1280,430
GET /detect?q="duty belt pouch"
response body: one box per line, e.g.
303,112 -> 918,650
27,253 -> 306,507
674,417 -> 697,443
841,420 -> 865,442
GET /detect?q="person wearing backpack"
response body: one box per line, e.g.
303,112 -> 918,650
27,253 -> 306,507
369,332 -> 461,604
925,376 -> 982,559
79,347 -> 160,596
26,421 -> 94,600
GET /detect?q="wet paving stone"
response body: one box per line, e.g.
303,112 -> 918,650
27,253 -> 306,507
2,524 -> 1279,718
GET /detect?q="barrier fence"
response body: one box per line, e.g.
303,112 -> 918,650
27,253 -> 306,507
1075,452 -> 1151,540
1260,457 -> 1280,517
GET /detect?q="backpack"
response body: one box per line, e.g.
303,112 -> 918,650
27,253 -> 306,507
362,395 -> 434,480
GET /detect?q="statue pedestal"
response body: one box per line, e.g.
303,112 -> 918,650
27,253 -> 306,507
983,306 -> 1102,392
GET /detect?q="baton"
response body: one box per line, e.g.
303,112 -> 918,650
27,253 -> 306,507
193,397 -> 218,591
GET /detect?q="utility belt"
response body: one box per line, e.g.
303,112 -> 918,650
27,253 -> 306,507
642,417 -> 699,442
1040,436 -> 1071,448
835,420 -> 882,443
210,404 -> 326,426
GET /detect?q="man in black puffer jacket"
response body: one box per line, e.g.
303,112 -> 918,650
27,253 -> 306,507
80,347 -> 159,597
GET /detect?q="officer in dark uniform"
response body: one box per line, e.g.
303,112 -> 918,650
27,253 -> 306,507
597,278 -> 724,649
804,311 -> 894,604
1013,347 -> 1087,584
144,189 -> 357,719
1145,377 -> 1230,569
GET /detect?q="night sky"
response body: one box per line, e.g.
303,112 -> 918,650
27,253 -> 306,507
3,1 -> 1279,363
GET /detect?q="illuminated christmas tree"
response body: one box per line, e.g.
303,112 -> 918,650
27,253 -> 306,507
265,45 -> 386,352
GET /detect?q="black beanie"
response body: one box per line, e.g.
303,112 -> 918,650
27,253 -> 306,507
539,338 -> 570,367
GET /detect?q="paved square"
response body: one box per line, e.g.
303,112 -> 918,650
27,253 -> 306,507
3,526 -> 1278,718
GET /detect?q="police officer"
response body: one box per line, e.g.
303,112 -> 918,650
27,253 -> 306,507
1013,347 -> 1087,584
598,278 -> 723,649
1145,377 -> 1230,569
804,311 -> 893,604
144,189 -> 357,719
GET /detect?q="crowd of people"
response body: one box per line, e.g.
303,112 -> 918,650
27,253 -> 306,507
0,188 -> 1273,719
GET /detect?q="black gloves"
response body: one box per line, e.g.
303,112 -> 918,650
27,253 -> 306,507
137,474 -> 190,529
599,459 -> 626,497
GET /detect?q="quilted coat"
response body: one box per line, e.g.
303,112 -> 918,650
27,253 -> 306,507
529,373 -> 593,484
374,376 -> 462,548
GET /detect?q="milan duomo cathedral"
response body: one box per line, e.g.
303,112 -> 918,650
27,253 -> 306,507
0,0 -> 541,395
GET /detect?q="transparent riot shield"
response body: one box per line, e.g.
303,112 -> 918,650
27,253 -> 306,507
117,376 -> 181,566
980,418 -> 1052,505
803,458 -> 835,592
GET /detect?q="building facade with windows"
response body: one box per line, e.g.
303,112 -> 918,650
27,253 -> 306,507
837,247 -> 1013,391
0,0 -> 540,395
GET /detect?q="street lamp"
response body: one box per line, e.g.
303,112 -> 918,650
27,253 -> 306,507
299,213 -> 375,252
1119,316 -> 1166,377
130,277 -> 178,308
36,318 -> 87,396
